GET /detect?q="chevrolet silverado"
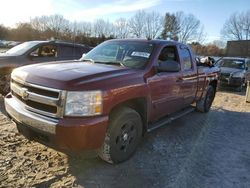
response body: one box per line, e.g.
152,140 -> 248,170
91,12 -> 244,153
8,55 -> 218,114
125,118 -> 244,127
5,39 -> 220,163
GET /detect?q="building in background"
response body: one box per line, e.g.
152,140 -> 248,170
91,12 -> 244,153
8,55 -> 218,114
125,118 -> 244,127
226,40 -> 250,57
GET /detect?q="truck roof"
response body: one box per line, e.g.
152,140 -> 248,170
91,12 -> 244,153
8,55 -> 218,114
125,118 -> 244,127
20,40 -> 89,48
107,38 -> 184,46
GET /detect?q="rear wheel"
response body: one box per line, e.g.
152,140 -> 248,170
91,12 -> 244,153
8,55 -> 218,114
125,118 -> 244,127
196,85 -> 216,113
98,107 -> 142,164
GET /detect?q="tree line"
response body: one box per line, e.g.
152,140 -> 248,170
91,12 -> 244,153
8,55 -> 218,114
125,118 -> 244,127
0,9 -> 249,55
0,11 -> 204,45
222,10 -> 250,40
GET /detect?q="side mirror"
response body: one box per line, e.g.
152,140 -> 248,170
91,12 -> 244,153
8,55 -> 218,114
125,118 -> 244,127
79,53 -> 86,61
157,60 -> 181,72
81,53 -> 86,58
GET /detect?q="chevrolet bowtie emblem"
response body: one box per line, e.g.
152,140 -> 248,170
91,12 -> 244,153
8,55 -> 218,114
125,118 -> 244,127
20,88 -> 29,100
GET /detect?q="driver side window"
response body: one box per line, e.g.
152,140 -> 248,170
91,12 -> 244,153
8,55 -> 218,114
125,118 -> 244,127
158,46 -> 178,65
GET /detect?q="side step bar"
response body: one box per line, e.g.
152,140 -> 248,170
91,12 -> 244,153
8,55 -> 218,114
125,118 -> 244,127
147,106 -> 195,132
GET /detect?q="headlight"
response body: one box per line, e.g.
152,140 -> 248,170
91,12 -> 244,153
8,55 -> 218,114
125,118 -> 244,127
232,71 -> 244,78
65,91 -> 102,116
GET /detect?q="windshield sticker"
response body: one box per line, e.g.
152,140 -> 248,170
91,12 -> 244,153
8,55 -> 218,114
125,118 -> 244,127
234,61 -> 244,64
131,51 -> 150,58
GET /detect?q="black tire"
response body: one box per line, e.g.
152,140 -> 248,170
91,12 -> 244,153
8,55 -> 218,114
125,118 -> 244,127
0,74 -> 11,95
196,85 -> 216,113
98,107 -> 143,164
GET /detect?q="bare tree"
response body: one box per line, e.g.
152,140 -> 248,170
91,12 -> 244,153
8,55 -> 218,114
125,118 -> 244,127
93,19 -> 114,37
176,12 -> 204,43
212,40 -> 226,49
75,21 -> 92,37
144,11 -> 163,39
129,10 -> 146,38
9,23 -> 40,41
196,25 -> 206,44
0,25 -> 9,39
30,16 -> 48,32
114,18 -> 129,39
30,14 -> 70,39
46,15 -> 70,38
161,12 -> 180,40
221,10 -> 250,40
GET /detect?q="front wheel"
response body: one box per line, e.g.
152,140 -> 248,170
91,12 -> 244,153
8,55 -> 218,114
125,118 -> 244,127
98,107 -> 142,164
196,85 -> 216,113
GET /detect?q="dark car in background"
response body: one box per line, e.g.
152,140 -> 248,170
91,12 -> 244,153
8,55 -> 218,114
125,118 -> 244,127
0,40 -> 91,94
216,57 -> 250,91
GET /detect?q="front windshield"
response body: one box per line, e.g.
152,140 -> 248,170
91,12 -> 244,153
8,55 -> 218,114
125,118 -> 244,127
220,59 -> 245,69
5,41 -> 40,55
81,41 -> 154,69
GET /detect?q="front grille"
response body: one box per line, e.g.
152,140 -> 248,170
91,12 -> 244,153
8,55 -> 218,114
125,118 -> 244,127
10,78 -> 66,118
12,92 -> 57,114
220,73 -> 230,81
12,79 -> 59,98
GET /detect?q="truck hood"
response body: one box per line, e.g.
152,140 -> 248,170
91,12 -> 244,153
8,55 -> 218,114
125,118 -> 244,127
12,61 -> 139,90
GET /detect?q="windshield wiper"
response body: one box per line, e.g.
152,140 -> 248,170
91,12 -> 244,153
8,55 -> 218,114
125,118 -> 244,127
80,58 -> 95,63
95,61 -> 123,66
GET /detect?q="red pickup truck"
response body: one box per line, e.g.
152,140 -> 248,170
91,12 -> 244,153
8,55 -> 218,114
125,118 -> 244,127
5,39 -> 220,163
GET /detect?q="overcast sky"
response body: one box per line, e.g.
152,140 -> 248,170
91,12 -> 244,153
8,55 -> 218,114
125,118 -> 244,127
0,0 -> 249,42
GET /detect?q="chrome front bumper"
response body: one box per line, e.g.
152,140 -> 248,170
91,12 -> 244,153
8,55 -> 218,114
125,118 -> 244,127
4,95 -> 58,134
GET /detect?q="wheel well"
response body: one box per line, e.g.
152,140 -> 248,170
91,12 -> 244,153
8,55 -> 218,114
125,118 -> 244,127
209,80 -> 217,90
110,98 -> 147,134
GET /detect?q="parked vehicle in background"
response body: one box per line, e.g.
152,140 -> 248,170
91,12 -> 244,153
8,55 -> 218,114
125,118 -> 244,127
0,40 -> 20,49
0,40 -> 91,94
0,41 -> 5,48
5,39 -> 220,164
216,57 -> 250,91
7,41 -> 22,48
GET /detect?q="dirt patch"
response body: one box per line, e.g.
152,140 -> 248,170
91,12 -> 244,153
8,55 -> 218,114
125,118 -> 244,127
0,117 -> 76,187
0,90 -> 250,187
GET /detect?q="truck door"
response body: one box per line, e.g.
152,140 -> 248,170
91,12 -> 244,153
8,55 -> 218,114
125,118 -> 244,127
147,46 -> 184,121
178,45 -> 197,106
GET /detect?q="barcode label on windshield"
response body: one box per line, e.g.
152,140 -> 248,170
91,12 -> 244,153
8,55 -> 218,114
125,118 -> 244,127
131,52 -> 150,58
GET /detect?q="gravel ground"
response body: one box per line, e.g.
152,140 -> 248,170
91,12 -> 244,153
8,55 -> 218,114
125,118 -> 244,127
0,90 -> 250,188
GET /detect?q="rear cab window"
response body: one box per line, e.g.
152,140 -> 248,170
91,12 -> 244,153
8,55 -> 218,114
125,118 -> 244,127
179,46 -> 193,71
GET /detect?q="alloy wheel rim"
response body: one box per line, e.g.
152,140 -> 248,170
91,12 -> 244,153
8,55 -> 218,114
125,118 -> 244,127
115,122 -> 137,152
